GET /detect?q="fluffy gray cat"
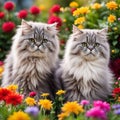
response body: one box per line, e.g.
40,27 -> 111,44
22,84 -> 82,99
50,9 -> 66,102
2,20 -> 60,100
56,25 -> 113,102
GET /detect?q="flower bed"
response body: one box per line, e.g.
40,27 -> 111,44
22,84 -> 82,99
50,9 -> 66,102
0,0 -> 120,120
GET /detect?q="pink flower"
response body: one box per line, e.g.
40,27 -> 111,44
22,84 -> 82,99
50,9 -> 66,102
18,10 -> 28,19
93,101 -> 110,112
86,107 -> 107,120
29,92 -> 36,97
30,6 -> 40,15
0,12 -> 5,19
48,16 -> 62,27
2,21 -> 15,33
80,100 -> 90,106
0,61 -> 4,66
4,1 -> 15,11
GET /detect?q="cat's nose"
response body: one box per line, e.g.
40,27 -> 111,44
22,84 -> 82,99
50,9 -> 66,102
36,42 -> 41,47
88,46 -> 94,51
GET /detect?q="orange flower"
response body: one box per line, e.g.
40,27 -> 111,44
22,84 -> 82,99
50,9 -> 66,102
92,3 -> 101,9
7,84 -> 18,92
106,1 -> 118,10
58,112 -> 69,120
108,14 -> 116,23
62,101 -> 84,115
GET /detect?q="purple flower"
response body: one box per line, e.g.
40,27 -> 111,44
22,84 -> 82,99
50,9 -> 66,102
80,100 -> 90,106
112,104 -> 120,109
25,106 -> 39,116
118,18 -> 120,21
93,100 -> 110,112
114,109 -> 120,115
86,107 -> 107,120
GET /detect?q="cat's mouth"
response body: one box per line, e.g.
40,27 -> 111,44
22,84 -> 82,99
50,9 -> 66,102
85,52 -> 95,56
34,49 -> 44,53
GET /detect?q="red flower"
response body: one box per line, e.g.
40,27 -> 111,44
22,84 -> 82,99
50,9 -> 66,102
71,8 -> 77,14
113,88 -> 120,94
50,4 -> 61,14
0,88 -> 12,101
5,93 -> 23,106
30,6 -> 40,15
110,58 -> 120,78
4,1 -> 15,11
48,16 -> 62,27
0,12 -> 5,19
18,10 -> 28,19
29,91 -> 36,97
2,21 -> 15,33
60,40 -> 65,45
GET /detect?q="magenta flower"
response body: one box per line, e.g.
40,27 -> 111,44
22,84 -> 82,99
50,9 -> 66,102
80,100 -> 90,106
86,107 -> 107,120
29,92 -> 36,97
93,100 -> 110,112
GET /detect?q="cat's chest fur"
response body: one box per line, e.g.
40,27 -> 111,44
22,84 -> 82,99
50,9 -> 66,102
62,59 -> 106,83
61,59 -> 111,101
12,57 -> 53,89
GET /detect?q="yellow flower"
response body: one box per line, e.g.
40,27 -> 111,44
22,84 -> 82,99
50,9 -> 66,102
7,111 -> 31,120
92,3 -> 101,9
108,14 -> 116,23
56,90 -> 66,95
117,97 -> 120,102
62,101 -> 84,115
60,7 -> 65,12
0,66 -> 4,73
112,50 -> 115,53
106,1 -> 118,10
79,7 -> 90,14
41,93 -> 49,97
114,27 -> 118,31
63,19 -> 66,22
73,7 -> 90,16
74,17 -> 85,25
7,84 -> 18,92
38,99 -> 52,110
78,24 -> 84,29
73,8 -> 80,16
39,5 -> 46,11
69,1 -> 79,8
25,97 -> 36,106
58,112 -> 69,120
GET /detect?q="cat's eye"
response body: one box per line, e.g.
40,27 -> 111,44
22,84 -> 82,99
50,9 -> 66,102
29,38 -> 35,42
43,38 -> 48,43
81,42 -> 87,47
95,43 -> 100,47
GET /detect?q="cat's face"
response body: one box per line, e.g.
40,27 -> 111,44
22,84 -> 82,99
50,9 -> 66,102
20,20 -> 58,57
67,26 -> 109,61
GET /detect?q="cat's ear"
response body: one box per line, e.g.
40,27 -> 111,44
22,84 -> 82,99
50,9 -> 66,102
21,19 -> 32,35
72,25 -> 83,34
47,23 -> 58,34
47,23 -> 57,30
98,28 -> 108,34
